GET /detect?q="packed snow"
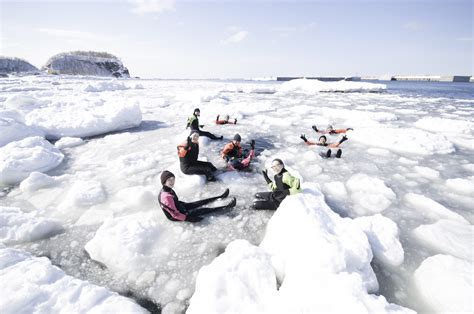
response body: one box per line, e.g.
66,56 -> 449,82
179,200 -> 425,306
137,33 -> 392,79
0,76 -> 472,313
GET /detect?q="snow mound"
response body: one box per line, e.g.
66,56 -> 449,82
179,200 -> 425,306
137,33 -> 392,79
42,51 -> 130,77
0,247 -> 146,313
0,116 -> 44,147
414,254 -> 473,313
404,193 -> 468,224
346,174 -> 396,216
3,94 -> 46,112
84,81 -> 129,92
25,100 -> 142,139
350,127 -> 455,155
54,137 -> 85,149
0,206 -> 63,244
0,137 -> 64,185
19,172 -> 58,193
354,214 -> 404,266
415,117 -> 473,136
189,186 -> 414,313
279,78 -> 386,93
413,219 -> 473,261
0,57 -> 38,73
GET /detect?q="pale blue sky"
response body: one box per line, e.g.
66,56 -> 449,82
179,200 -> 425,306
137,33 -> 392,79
1,0 -> 472,78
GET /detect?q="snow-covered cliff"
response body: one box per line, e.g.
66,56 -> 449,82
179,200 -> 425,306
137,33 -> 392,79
0,57 -> 38,74
42,51 -> 130,78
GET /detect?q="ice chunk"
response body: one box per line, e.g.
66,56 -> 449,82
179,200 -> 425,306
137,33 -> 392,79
404,193 -> 468,224
24,100 -> 142,139
188,240 -> 276,314
413,166 -> 440,180
415,117 -> 473,136
0,116 -> 44,147
84,81 -> 129,92
0,137 -> 64,185
413,219 -> 473,261
54,137 -> 85,149
190,186 -> 414,313
354,214 -> 404,266
0,206 -> 63,244
19,172 -> 58,193
414,254 -> 473,313
445,177 -> 474,195
0,247 -> 146,313
346,174 -> 396,216
3,94 -> 45,112
84,212 -> 162,275
350,127 -> 455,155
279,78 -> 386,93
60,180 -> 107,208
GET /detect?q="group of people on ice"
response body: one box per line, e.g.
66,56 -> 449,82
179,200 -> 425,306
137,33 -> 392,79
158,107 -> 352,222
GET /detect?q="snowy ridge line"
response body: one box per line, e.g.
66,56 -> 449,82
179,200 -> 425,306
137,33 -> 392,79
0,247 -> 147,313
188,185 -> 412,313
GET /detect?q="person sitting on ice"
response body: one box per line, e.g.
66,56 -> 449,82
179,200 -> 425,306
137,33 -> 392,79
312,124 -> 353,135
252,158 -> 301,210
158,170 -> 236,222
178,132 -> 217,181
186,108 -> 223,140
215,114 -> 237,125
221,134 -> 255,171
300,134 -> 348,158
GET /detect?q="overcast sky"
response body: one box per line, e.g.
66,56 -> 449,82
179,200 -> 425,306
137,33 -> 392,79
1,0 -> 472,78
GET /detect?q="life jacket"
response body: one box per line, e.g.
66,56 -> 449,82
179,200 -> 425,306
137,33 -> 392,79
187,115 -> 199,130
274,169 -> 291,191
222,142 -> 242,159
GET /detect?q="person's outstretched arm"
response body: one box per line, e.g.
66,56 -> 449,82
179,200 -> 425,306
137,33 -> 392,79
300,134 -> 318,146
329,135 -> 348,148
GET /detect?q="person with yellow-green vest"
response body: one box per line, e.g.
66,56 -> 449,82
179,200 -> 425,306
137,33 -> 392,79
186,108 -> 223,140
252,158 -> 301,210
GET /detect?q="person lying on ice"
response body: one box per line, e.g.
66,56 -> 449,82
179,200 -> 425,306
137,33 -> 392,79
300,134 -> 349,158
158,171 -> 236,222
178,132 -> 217,181
221,134 -> 255,171
215,114 -> 237,125
252,159 -> 301,210
312,124 -> 353,134
186,108 -> 223,140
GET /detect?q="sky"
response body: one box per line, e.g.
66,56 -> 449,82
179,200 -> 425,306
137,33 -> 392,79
0,0 -> 472,78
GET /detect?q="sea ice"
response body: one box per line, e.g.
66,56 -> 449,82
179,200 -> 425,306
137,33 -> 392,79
0,247 -> 146,313
414,254 -> 473,313
445,177 -> 474,195
0,136 -> 64,185
346,173 -> 396,216
54,137 -> 85,149
404,193 -> 468,224
278,78 -> 386,93
0,206 -> 63,244
0,116 -> 44,147
19,171 -> 58,193
413,219 -> 473,261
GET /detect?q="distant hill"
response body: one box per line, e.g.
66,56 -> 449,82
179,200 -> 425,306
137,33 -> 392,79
42,51 -> 130,78
0,57 -> 38,75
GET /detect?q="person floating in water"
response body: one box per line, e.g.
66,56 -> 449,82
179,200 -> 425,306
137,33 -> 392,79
186,108 -> 223,140
158,170 -> 236,222
252,158 -> 301,210
216,115 -> 237,125
300,134 -> 349,158
221,134 -> 255,171
178,132 -> 217,181
312,124 -> 353,135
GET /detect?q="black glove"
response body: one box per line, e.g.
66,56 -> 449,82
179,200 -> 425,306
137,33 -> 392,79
186,136 -> 192,148
262,170 -> 272,184
347,128 -> 353,131
186,215 -> 203,222
312,125 -> 318,132
250,140 -> 255,150
339,135 -> 348,144
200,124 -> 205,128
300,134 -> 308,142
